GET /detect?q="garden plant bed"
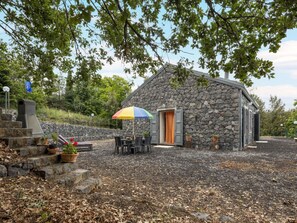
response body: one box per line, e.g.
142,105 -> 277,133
1,137 -> 297,222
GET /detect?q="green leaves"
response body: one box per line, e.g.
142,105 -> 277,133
1,0 -> 297,87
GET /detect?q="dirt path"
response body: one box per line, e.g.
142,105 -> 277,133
1,138 -> 296,222
77,137 -> 297,222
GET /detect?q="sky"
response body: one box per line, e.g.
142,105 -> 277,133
99,29 -> 297,111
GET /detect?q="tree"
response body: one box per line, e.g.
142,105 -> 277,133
265,96 -> 287,136
1,1 -> 297,86
0,42 -> 48,107
285,101 -> 297,138
250,94 -> 267,135
98,76 -> 132,127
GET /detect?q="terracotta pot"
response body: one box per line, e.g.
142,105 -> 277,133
186,135 -> 192,142
211,135 -> 219,143
61,153 -> 79,163
47,147 -> 59,154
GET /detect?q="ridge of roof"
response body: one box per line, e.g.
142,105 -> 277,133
123,64 -> 258,108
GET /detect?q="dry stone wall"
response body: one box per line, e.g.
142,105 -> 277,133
41,122 -> 123,142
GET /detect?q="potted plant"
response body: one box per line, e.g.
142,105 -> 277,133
210,135 -> 220,150
185,132 -> 192,142
47,132 -> 59,154
61,138 -> 79,163
40,135 -> 49,145
211,135 -> 219,143
143,131 -> 150,137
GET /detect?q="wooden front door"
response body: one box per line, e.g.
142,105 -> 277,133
165,111 -> 175,144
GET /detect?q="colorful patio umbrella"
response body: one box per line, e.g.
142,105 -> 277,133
112,106 -> 153,136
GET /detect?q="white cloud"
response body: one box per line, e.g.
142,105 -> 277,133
253,40 -> 297,109
100,60 -> 146,91
100,60 -> 127,77
258,40 -> 297,79
249,85 -> 297,109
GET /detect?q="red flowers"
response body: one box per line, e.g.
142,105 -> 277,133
63,138 -> 78,154
70,138 -> 78,146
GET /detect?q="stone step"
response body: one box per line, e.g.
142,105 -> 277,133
0,128 -> 32,137
16,145 -> 48,157
55,169 -> 90,187
1,136 -> 33,148
34,162 -> 78,179
75,177 -> 102,194
0,120 -> 22,128
1,114 -> 13,121
24,154 -> 60,169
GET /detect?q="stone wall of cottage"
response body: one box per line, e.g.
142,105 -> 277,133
123,68 -> 242,150
41,122 -> 123,141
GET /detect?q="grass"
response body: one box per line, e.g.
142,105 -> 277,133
36,107 -> 119,128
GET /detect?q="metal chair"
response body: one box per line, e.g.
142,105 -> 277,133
132,136 -> 143,154
143,136 -> 152,152
114,136 -> 122,154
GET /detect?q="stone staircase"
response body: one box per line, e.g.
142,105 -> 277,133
0,107 -> 101,193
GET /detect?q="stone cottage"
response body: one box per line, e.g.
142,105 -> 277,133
122,64 -> 259,150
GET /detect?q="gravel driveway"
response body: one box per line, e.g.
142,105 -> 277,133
78,137 -> 297,223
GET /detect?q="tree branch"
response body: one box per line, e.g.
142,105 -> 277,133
205,0 -> 240,42
62,0 -> 81,56
0,19 -> 27,49
114,0 -> 163,62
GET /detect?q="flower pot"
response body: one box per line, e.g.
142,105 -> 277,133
186,135 -> 192,142
61,153 -> 79,163
211,135 -> 219,143
210,135 -> 220,150
48,147 -> 59,154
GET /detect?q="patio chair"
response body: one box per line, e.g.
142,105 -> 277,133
143,136 -> 152,152
131,136 -> 143,154
114,136 -> 131,154
58,135 -> 93,152
114,136 -> 121,154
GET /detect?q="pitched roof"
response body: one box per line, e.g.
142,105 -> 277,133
123,64 -> 258,109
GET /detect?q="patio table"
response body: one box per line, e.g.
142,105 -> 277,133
121,138 -> 134,154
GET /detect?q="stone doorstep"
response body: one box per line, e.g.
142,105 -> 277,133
75,177 -> 102,194
34,162 -> 78,179
25,154 -> 60,169
256,141 -> 268,144
0,120 -> 22,128
55,169 -> 90,187
17,146 -> 48,157
247,145 -> 257,149
0,128 -> 32,137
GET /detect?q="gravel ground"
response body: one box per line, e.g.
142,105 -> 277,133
77,137 -> 297,222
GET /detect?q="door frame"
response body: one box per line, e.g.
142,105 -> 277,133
158,109 -> 175,145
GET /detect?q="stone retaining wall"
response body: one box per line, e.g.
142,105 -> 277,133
41,122 -> 123,142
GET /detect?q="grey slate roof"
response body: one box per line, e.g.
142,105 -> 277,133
123,64 -> 258,109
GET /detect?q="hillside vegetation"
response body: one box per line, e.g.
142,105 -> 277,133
37,107 -> 121,129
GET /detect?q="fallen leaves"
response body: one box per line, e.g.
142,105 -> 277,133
0,141 -> 26,164
1,139 -> 297,222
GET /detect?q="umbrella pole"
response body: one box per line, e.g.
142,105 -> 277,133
133,119 -> 135,139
